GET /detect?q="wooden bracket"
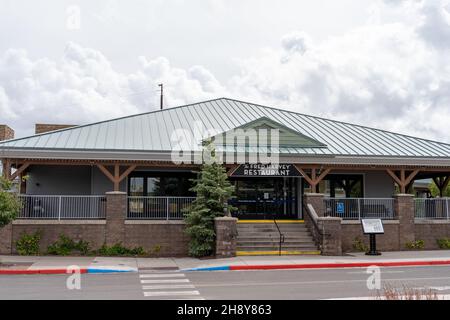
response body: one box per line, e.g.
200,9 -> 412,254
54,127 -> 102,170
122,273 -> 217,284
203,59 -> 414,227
97,164 -> 137,191
386,169 -> 420,194
295,165 -> 331,189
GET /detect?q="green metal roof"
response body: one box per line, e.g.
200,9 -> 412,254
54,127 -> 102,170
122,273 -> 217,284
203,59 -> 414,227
1,98 -> 450,162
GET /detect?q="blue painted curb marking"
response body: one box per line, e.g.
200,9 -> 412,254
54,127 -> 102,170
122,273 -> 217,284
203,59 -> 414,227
184,265 -> 230,272
87,268 -> 137,274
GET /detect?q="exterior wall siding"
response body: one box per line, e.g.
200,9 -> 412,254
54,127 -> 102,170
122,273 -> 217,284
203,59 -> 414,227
364,171 -> 395,198
26,165 -> 127,195
27,165 -> 92,195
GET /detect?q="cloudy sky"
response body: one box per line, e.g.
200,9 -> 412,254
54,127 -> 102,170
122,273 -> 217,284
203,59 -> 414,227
1,0 -> 450,142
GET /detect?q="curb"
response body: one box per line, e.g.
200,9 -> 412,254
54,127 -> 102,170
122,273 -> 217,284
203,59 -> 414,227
184,259 -> 450,272
0,267 -> 137,275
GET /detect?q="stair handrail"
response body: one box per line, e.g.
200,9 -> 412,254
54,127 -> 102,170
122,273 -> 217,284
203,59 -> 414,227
272,214 -> 285,256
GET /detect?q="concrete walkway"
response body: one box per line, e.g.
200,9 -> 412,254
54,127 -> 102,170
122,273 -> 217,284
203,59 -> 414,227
2,250 -> 450,273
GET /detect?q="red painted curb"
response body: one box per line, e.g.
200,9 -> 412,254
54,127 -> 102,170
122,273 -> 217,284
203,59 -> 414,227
229,260 -> 450,271
0,268 -> 88,275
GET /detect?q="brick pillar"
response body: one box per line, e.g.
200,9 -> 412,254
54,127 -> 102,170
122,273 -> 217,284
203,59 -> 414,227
105,192 -> 127,246
303,193 -> 325,217
317,217 -> 342,255
304,193 -> 343,255
214,217 -> 238,258
0,224 -> 12,254
394,194 -> 415,249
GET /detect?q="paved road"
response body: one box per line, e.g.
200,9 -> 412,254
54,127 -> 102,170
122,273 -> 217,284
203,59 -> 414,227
1,266 -> 450,300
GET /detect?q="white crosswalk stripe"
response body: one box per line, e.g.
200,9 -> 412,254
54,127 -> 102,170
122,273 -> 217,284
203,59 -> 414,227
140,273 -> 186,278
139,270 -> 204,300
144,291 -> 200,297
141,279 -> 190,284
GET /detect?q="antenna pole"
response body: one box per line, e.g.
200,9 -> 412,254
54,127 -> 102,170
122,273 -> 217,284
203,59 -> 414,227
158,83 -> 164,110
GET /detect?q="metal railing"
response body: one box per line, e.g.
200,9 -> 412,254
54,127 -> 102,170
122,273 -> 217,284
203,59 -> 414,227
324,198 -> 395,220
127,196 -> 196,220
415,198 -> 450,220
272,214 -> 285,256
17,195 -> 106,220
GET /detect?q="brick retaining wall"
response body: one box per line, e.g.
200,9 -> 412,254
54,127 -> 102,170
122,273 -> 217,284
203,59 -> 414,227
0,220 -> 189,257
415,220 -> 450,250
341,221 -> 400,252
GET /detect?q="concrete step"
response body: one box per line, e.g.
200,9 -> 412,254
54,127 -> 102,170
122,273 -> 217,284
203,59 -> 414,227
237,226 -> 309,231
237,235 -> 314,241
236,222 -> 318,255
237,245 -> 319,251
237,231 -> 312,237
237,241 -> 316,247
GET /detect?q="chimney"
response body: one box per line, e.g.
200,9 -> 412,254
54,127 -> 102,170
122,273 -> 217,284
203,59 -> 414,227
0,125 -> 14,141
35,123 -> 77,134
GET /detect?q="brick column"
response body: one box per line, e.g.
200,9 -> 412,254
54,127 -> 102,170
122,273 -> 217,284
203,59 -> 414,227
0,224 -> 12,254
317,217 -> 342,255
105,192 -> 127,246
394,194 -> 415,249
304,193 -> 342,255
214,217 -> 238,258
303,193 -> 325,217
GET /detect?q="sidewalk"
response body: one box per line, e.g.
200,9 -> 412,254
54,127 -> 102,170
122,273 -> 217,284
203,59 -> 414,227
2,250 -> 450,274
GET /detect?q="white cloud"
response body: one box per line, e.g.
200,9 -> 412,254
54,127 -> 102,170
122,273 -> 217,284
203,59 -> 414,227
0,42 -> 227,137
1,0 -> 450,145
228,0 -> 450,143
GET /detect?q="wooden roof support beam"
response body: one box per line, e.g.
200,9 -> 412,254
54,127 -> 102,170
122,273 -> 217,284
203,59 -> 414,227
2,159 -> 11,180
97,164 -> 116,184
295,165 -> 331,190
404,169 -> 420,186
9,162 -> 30,181
433,176 -> 450,197
296,167 -> 315,187
386,169 -> 420,194
119,165 -> 137,182
97,164 -> 136,192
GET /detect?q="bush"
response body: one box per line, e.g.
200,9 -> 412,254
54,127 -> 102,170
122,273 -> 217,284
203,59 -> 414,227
16,231 -> 42,255
96,243 -> 146,256
405,240 -> 425,250
352,237 -> 369,252
437,238 -> 450,249
0,177 -> 21,228
47,234 -> 91,256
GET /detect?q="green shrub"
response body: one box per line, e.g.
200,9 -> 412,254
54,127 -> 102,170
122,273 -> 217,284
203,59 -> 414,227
352,237 -> 368,252
16,231 -> 42,255
47,234 -> 91,256
437,238 -> 450,249
151,245 -> 162,255
405,240 -> 425,250
0,177 -> 21,228
96,243 -> 146,256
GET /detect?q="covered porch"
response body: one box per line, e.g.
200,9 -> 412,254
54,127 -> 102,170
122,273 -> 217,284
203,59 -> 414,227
2,159 -> 450,221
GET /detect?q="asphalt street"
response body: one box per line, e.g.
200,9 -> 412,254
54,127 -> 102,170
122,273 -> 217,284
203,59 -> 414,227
1,266 -> 450,300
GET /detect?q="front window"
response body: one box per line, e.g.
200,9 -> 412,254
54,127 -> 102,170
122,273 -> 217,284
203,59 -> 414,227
128,172 -> 196,197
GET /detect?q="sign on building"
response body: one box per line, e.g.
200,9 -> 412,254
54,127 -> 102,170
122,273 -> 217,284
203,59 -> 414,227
230,164 -> 302,177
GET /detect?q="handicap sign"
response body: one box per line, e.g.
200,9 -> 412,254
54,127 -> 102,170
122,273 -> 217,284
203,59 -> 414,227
336,202 -> 345,214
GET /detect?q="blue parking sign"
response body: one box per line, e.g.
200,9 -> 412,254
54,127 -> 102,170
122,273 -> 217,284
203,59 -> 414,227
336,202 -> 345,214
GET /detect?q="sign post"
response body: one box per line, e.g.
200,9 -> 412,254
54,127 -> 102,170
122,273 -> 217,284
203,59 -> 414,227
361,219 -> 384,256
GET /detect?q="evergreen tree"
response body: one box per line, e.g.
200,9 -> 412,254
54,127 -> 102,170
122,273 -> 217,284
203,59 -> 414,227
184,147 -> 236,257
